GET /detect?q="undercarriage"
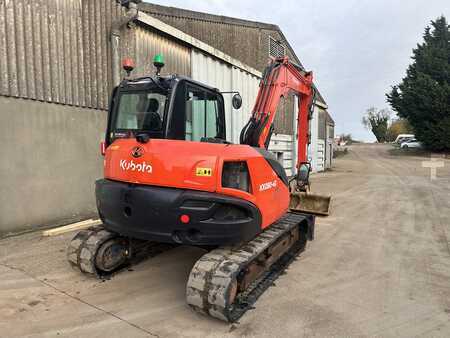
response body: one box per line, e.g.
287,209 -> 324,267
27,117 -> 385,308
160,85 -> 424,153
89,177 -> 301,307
67,212 -> 313,321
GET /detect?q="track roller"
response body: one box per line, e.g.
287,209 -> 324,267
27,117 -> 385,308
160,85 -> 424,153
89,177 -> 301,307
186,212 -> 313,322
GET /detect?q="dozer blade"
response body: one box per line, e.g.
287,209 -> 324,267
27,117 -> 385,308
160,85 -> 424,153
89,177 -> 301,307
289,191 -> 332,216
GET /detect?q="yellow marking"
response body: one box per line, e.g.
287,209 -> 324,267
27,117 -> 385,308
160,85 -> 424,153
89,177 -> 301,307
110,145 -> 120,150
196,167 -> 212,177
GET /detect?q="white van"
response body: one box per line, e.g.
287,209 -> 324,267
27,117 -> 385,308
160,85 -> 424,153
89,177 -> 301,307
394,134 -> 414,144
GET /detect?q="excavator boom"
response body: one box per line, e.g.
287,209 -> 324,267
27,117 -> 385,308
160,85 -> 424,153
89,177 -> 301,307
241,57 -> 331,215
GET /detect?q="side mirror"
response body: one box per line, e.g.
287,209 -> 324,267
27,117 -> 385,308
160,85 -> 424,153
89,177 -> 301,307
232,93 -> 242,110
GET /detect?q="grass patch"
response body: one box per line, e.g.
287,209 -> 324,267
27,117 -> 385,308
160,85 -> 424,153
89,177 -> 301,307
388,147 -> 431,158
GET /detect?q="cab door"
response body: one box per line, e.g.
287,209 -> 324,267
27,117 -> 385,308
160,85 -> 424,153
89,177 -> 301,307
167,80 -> 226,142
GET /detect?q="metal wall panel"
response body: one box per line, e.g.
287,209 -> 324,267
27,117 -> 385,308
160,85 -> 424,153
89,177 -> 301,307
134,26 -> 190,78
231,66 -> 261,143
191,49 -> 233,139
191,49 -> 261,144
0,0 -> 126,110
140,5 -> 299,74
308,105 -> 322,172
318,109 -> 326,140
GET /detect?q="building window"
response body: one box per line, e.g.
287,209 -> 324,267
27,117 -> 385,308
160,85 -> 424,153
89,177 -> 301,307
269,36 -> 285,58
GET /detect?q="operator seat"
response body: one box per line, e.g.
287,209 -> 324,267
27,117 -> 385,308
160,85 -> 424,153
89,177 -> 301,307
143,98 -> 162,130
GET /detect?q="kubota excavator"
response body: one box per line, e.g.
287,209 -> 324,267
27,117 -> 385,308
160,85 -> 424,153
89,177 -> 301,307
67,54 -> 331,322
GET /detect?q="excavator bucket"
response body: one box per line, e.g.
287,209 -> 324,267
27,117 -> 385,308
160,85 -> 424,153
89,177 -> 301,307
289,191 -> 332,216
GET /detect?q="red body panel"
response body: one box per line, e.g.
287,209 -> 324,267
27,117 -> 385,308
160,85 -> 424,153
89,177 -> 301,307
103,58 -> 313,235
104,138 -> 289,229
105,139 -> 221,192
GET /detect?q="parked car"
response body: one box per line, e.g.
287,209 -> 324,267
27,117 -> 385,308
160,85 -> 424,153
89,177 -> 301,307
396,137 -> 412,146
400,139 -> 422,149
395,134 -> 415,144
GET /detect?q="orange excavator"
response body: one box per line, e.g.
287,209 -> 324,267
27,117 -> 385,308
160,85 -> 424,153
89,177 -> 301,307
68,55 -> 331,322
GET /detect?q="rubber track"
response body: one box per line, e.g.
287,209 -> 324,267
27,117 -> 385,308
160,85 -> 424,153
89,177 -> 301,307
67,225 -> 175,278
186,212 -> 308,322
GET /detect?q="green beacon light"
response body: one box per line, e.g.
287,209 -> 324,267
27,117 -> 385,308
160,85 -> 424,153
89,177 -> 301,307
153,54 -> 165,76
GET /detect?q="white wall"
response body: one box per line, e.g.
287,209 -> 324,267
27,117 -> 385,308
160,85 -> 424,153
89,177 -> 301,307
191,49 -> 260,144
308,105 -> 322,172
325,124 -> 333,169
230,67 -> 261,144
269,134 -> 295,177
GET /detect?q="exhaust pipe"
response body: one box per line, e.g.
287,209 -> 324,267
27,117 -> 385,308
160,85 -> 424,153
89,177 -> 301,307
111,1 -> 139,86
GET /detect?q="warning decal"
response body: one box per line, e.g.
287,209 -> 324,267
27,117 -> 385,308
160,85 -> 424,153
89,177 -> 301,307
196,167 -> 212,177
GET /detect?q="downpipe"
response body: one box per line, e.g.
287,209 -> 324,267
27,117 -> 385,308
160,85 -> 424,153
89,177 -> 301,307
111,1 -> 139,86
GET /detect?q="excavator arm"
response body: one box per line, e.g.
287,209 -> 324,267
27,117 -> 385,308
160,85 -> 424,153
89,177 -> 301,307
240,56 -> 315,168
241,57 -> 331,215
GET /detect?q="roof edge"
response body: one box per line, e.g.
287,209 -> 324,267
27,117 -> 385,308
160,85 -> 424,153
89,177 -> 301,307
137,11 -> 263,78
139,3 -> 279,31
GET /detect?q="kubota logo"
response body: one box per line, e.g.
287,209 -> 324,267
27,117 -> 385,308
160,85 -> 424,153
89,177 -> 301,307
131,146 -> 144,158
120,159 -> 152,173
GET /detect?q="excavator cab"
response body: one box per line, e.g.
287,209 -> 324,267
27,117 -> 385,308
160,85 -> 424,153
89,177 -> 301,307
106,74 -> 228,147
106,55 -> 244,149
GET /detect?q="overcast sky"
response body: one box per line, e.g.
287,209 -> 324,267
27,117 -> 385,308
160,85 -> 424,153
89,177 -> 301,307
146,0 -> 449,141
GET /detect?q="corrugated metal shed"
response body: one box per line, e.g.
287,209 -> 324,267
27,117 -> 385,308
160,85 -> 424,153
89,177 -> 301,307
0,0 -> 128,110
134,26 -> 191,77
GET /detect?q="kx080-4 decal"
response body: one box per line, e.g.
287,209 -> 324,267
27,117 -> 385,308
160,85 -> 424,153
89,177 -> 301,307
259,180 -> 277,192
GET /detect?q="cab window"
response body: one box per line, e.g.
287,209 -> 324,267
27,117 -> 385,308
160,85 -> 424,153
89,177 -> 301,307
115,91 -> 165,131
185,86 -> 222,141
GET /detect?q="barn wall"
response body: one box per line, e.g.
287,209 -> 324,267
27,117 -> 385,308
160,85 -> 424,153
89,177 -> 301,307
134,25 -> 191,77
0,0 -> 129,110
0,97 -> 105,235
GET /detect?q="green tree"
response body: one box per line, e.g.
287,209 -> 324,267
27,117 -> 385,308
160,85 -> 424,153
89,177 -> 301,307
362,107 -> 391,142
387,16 -> 450,151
